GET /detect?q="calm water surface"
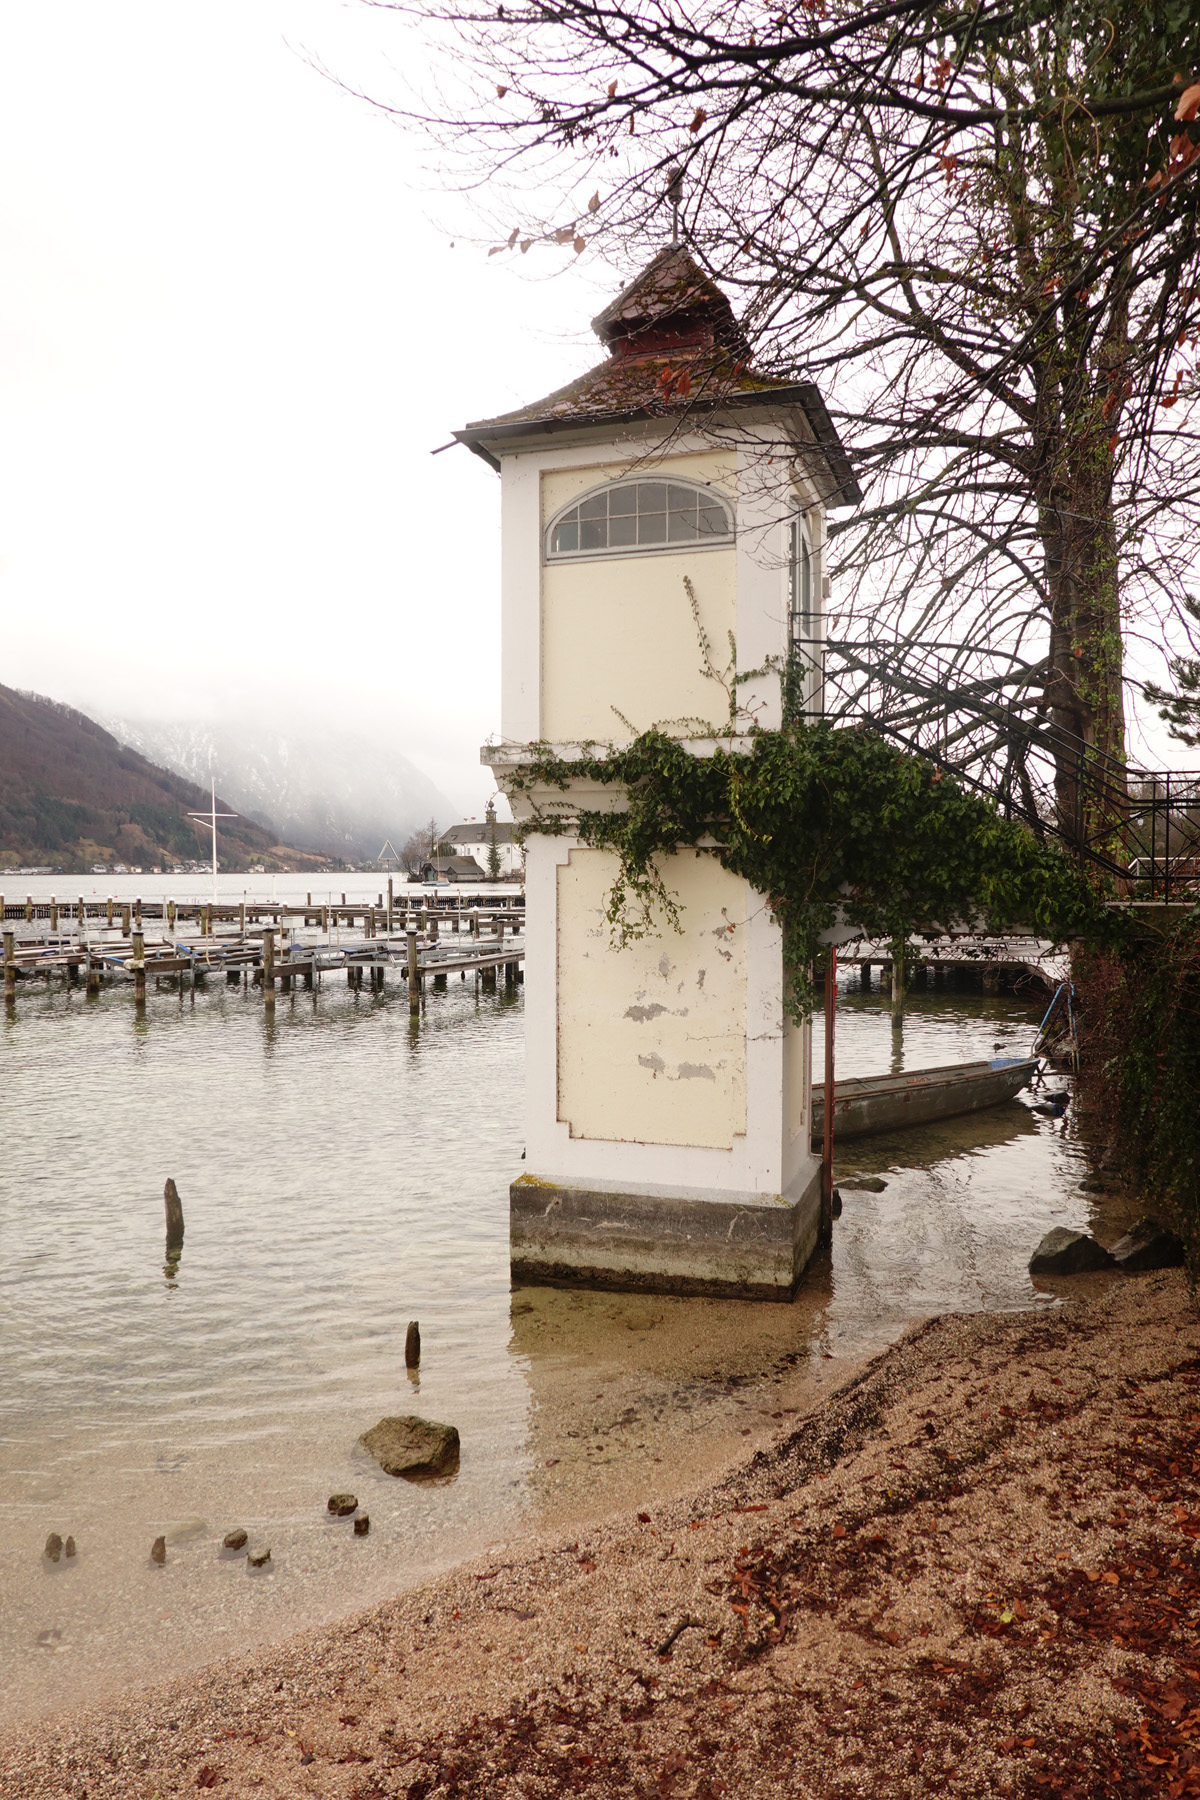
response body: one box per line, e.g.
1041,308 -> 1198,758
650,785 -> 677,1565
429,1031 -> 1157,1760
0,881 -> 1135,1725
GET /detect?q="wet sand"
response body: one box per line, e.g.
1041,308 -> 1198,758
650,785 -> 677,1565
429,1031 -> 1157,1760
4,1270 -> 1196,1799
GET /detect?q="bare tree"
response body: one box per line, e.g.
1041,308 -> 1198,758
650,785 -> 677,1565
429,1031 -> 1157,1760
366,0 -> 1200,842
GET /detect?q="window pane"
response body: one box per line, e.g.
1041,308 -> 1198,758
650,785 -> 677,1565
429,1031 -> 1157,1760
579,493 -> 608,523
552,519 -> 579,554
667,487 -> 700,540
698,497 -> 729,536
638,481 -> 667,516
609,511 -> 637,546
579,515 -> 607,550
637,510 -> 667,544
607,484 -> 637,516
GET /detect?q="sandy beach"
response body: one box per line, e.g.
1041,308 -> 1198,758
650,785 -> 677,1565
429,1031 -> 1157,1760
4,1271 -> 1197,1799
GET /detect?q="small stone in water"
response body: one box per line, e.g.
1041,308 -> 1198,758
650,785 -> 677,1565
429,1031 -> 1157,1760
64,1537 -> 76,1558
353,1514 -> 370,1536
247,1548 -> 272,1568
327,1493 -> 358,1517
223,1529 -> 248,1552
151,1536 -> 167,1565
44,1533 -> 63,1563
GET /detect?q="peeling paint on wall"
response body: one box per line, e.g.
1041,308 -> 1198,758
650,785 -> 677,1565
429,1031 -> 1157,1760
557,847 -> 747,1148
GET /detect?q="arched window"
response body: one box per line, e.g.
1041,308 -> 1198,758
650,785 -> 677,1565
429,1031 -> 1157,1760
546,479 -> 734,560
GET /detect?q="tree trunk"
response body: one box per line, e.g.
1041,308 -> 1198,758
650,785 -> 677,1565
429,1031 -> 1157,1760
1039,436 -> 1127,856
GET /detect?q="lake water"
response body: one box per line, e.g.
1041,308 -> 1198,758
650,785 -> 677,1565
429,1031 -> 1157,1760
0,879 -> 1135,1726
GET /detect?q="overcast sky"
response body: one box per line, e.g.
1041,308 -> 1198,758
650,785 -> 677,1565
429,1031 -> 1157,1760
0,3 -> 1193,805
0,1 -> 611,813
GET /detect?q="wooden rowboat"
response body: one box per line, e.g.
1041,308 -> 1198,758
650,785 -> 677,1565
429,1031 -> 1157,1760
811,1056 -> 1038,1143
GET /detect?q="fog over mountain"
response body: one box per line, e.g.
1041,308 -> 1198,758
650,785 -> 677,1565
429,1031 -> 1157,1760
103,711 -> 454,864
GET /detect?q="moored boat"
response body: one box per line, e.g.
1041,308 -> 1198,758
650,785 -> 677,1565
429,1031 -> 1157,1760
811,1056 -> 1039,1143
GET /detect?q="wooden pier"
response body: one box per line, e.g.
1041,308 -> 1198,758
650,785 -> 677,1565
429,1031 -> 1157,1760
0,886 -> 524,1012
836,932 -> 1067,996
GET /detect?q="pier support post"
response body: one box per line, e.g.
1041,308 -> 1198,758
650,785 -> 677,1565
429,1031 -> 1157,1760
891,940 -> 907,1019
3,929 -> 15,998
87,956 -> 101,995
407,924 -> 420,1013
262,928 -> 275,1005
25,895 -> 33,923
387,878 -> 394,934
50,896 -> 58,929
106,896 -> 114,927
167,899 -> 176,932
132,929 -> 146,1007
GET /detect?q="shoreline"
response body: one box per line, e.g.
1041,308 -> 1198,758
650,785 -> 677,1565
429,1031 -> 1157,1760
5,1273 -> 1197,1798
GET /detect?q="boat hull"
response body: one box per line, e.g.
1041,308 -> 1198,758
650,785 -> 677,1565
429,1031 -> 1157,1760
811,1058 -> 1038,1144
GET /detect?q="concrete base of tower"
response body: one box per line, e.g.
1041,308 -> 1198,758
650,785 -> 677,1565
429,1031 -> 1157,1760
509,1166 -> 823,1301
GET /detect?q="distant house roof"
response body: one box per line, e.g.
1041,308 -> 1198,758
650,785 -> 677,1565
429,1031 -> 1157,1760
454,246 -> 861,507
444,820 -> 517,847
442,854 -> 486,881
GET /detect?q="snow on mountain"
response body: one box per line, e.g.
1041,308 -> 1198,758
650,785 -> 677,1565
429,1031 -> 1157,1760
102,712 -> 454,862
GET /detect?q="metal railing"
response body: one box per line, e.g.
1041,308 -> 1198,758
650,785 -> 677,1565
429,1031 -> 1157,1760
788,638 -> 1200,900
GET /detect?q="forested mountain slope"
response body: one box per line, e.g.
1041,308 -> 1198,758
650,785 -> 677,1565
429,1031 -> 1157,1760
0,685 -> 314,871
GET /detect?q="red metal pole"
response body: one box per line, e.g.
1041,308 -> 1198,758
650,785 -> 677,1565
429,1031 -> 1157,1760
822,948 -> 837,1238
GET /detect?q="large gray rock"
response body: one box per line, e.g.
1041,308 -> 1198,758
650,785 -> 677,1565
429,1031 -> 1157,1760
1029,1228 -> 1115,1276
1111,1217 -> 1185,1273
361,1415 -> 460,1480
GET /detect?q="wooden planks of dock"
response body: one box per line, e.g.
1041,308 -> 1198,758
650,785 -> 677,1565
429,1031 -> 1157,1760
0,889 -> 525,1011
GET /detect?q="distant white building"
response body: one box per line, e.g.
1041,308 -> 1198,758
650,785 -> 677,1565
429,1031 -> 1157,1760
442,806 -> 523,879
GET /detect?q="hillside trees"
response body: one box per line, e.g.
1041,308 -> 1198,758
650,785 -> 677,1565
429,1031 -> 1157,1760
377,0 -> 1200,842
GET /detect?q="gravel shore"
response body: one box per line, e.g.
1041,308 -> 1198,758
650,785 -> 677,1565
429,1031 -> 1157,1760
4,1272 -> 1197,1799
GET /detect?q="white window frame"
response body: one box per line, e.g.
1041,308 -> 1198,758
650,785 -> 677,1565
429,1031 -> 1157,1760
789,508 -> 825,717
543,477 -> 735,564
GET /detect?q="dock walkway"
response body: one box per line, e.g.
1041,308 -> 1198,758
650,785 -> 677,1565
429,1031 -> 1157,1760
0,890 -> 524,1010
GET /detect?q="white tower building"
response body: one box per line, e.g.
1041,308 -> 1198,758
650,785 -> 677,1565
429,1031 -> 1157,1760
456,249 -> 859,1298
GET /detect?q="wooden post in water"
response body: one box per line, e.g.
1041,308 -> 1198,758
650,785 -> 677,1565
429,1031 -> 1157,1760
164,1178 -> 185,1252
106,896 -> 114,926
821,950 -> 837,1241
428,909 -> 439,943
132,928 -> 146,1006
167,899 -> 176,932
3,929 -> 15,998
25,895 -> 33,923
50,896 -> 58,929
87,954 -> 101,995
77,896 -> 85,927
470,907 -> 479,940
387,877 -> 394,933
407,923 -> 420,1013
891,938 -> 906,1019
121,903 -> 131,935
262,928 -> 275,1004
135,896 -> 142,926
405,1320 -> 420,1369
